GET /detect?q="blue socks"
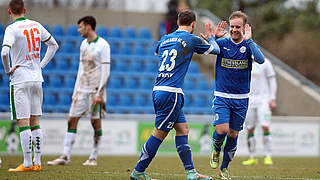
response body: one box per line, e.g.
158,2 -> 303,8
212,131 -> 227,152
176,135 -> 194,170
135,135 -> 162,172
221,136 -> 238,170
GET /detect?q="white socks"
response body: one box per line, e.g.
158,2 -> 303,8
62,130 -> 102,160
20,129 -> 32,168
63,132 -> 77,160
89,135 -> 101,160
263,134 -> 272,157
31,128 -> 43,165
248,135 -> 256,158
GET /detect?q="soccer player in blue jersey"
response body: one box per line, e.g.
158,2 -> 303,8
202,11 -> 265,179
130,10 -> 220,180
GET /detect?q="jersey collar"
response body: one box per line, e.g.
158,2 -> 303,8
88,36 -> 99,44
14,17 -> 27,23
230,37 -> 244,45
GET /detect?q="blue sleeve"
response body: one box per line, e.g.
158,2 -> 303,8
192,36 -> 220,55
155,40 -> 161,55
207,36 -> 220,54
247,38 -> 264,64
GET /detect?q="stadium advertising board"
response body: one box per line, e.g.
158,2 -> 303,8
137,122 -> 212,154
0,120 -> 21,154
0,116 -> 319,156
41,120 -> 137,155
237,122 -> 319,156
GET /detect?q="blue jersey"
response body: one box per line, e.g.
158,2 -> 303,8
214,38 -> 264,98
154,30 -> 219,93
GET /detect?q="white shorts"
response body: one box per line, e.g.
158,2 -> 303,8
10,82 -> 43,120
69,91 -> 106,118
245,102 -> 271,130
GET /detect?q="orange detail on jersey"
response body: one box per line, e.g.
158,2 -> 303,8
23,28 -> 41,53
23,29 -> 31,52
33,28 -> 41,51
18,23 -> 37,29
26,53 -> 40,60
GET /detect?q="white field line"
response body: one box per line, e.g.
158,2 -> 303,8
90,171 -> 320,180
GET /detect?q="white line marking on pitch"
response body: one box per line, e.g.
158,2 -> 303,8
90,171 -> 319,180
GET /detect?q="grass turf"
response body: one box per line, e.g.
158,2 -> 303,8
1,155 -> 320,179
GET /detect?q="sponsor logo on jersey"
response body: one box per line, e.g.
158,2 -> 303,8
221,58 -> 248,69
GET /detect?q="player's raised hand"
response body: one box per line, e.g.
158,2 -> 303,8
200,22 -> 214,40
244,24 -> 252,40
214,21 -> 227,38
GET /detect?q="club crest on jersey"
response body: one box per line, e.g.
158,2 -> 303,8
240,46 -> 246,53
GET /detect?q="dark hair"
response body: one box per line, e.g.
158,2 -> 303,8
77,16 -> 96,30
178,10 -> 196,26
9,0 -> 24,15
229,11 -> 248,25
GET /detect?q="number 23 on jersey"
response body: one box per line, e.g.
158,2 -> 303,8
159,49 -> 177,72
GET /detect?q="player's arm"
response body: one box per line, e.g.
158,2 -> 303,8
1,46 -> 11,75
72,63 -> 81,100
95,63 -> 110,97
154,38 -> 163,56
247,39 -> 264,64
198,22 -> 220,55
207,36 -> 220,54
268,75 -> 277,110
1,27 -> 16,75
266,59 -> 277,110
244,24 -> 264,64
193,36 -> 220,55
40,36 -> 59,69
94,42 -> 111,103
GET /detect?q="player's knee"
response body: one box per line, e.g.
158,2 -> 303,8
174,123 -> 189,136
90,120 -> 95,128
67,118 -> 78,129
176,126 -> 189,136
215,124 -> 229,134
152,128 -> 168,140
216,127 -> 229,134
17,118 -> 30,127
262,126 -> 269,133
229,129 -> 239,138
247,128 -> 255,134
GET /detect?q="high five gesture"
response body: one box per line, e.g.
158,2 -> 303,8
215,21 -> 228,38
244,24 -> 252,41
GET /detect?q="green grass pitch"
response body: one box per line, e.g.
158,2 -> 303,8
1,155 -> 320,179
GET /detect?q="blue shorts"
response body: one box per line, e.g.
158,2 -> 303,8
212,96 -> 248,131
153,91 -> 186,132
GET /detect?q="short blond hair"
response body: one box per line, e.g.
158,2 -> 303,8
229,11 -> 248,25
